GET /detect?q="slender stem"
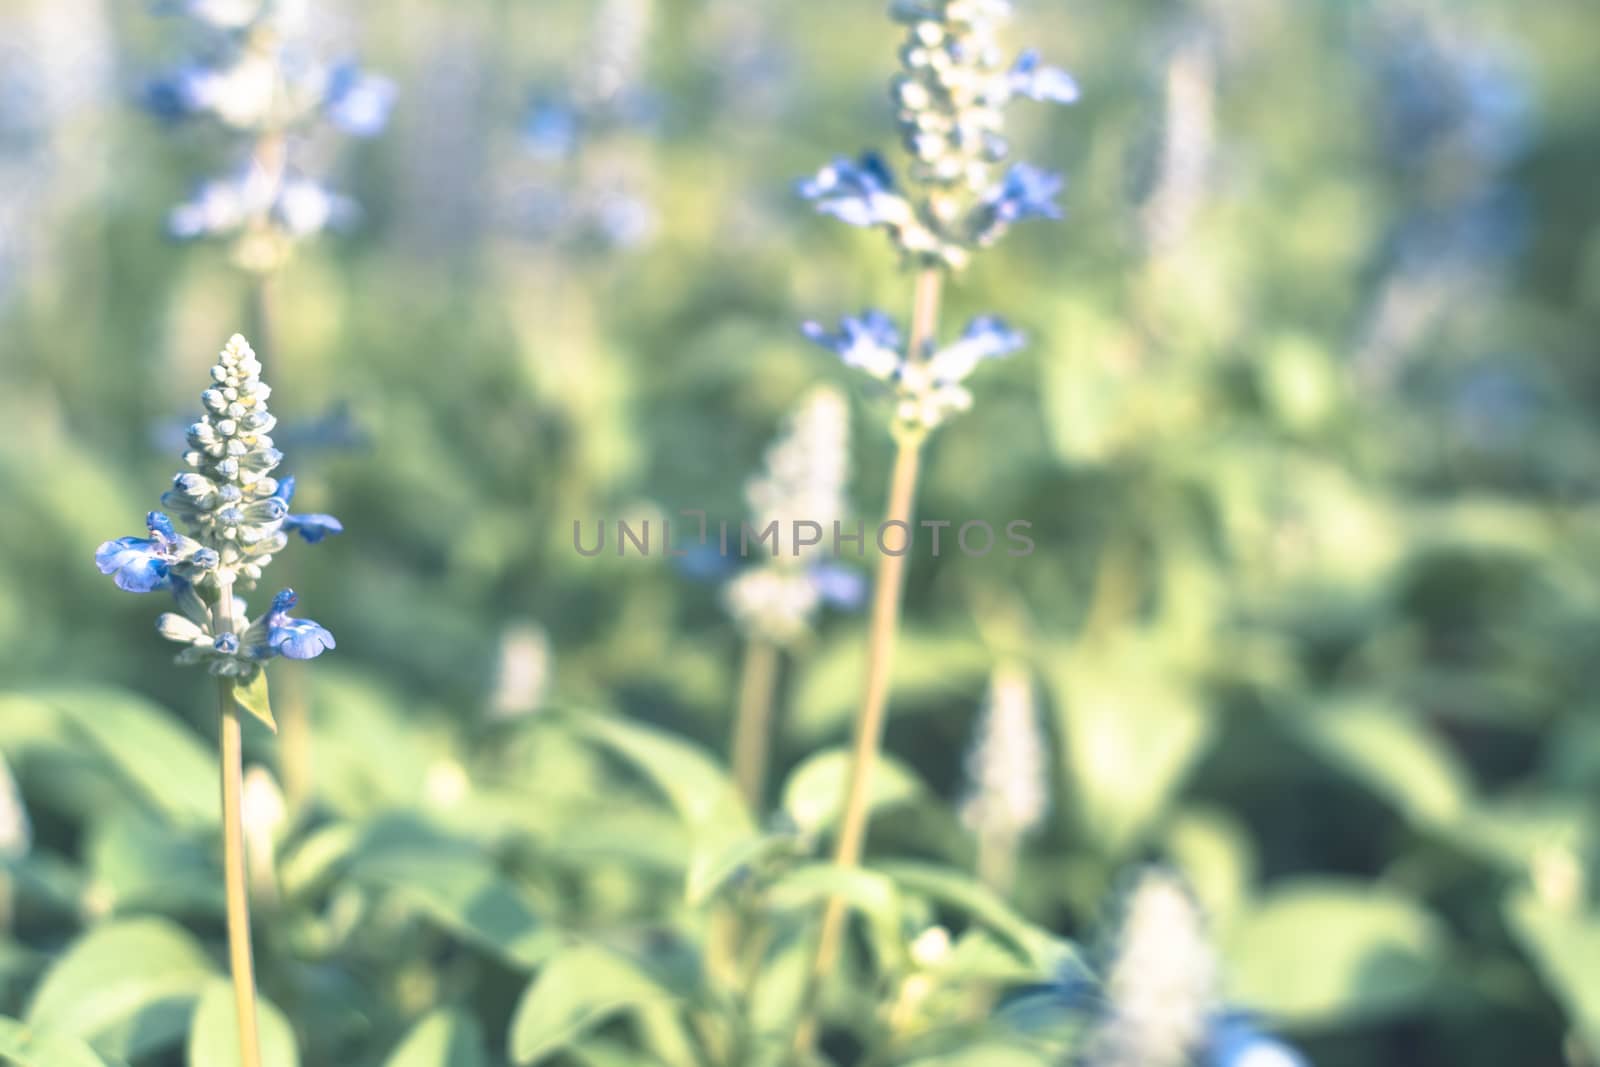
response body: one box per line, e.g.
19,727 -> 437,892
247,270 -> 315,814
794,267 -> 944,1051
215,583 -> 264,1067
730,637 -> 782,810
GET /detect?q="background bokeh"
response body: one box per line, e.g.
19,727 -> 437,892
1,0 -> 1598,1065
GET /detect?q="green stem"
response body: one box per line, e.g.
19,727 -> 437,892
730,636 -> 782,810
793,267 -> 944,1052
215,581 -> 264,1067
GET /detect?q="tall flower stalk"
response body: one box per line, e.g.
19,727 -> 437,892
960,660 -> 1049,893
723,385 -> 856,807
95,334 -> 340,1067
790,0 -> 1077,1025
146,0 -> 391,809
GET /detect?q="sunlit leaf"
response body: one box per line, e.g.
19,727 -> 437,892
875,861 -> 1076,978
186,980 -> 299,1067
1047,639 -> 1212,856
383,1009 -> 488,1067
1505,890 -> 1600,1060
508,944 -> 680,1065
1292,697 -> 1472,826
26,918 -> 215,1059
231,671 -> 276,733
0,1016 -> 119,1067
780,748 -> 925,838
29,687 -> 216,826
1224,879 -> 1445,1025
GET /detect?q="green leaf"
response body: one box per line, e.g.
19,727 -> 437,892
571,715 -> 753,898
875,861 -> 1076,977
1047,640 -> 1212,855
349,818 -> 559,970
1291,698 -> 1472,827
900,1043 -> 1054,1067
384,1010 -> 488,1067
83,811 -> 224,917
231,672 -> 276,733
1505,890 -> 1600,1060
0,1016 -> 119,1067
29,687 -> 216,826
186,980 -> 299,1067
26,917 -> 215,1059
509,944 -> 679,1065
779,748 -> 924,838
766,864 -> 904,965
685,832 -> 794,907
1224,879 -> 1445,1025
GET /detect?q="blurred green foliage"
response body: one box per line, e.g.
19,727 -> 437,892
1,0 -> 1599,1064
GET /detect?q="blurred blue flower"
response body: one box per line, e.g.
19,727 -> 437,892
927,316 -> 1026,383
797,152 -> 910,229
802,311 -> 903,379
524,99 -> 583,161
1207,1014 -> 1311,1067
168,169 -> 357,241
264,589 -> 336,660
810,561 -> 866,609
271,476 -> 345,543
324,62 -> 397,137
1009,50 -> 1080,104
974,163 -> 1064,242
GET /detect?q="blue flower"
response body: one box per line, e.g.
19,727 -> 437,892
1207,1013 -> 1311,1067
272,475 -> 345,543
144,67 -> 212,121
1009,50 -> 1080,104
797,153 -> 911,229
810,562 -> 866,609
987,163 -> 1064,224
971,163 -> 1064,245
264,589 -> 336,660
926,316 -> 1026,384
802,311 -> 903,379
94,512 -> 184,593
324,62 -> 397,137
524,99 -> 582,160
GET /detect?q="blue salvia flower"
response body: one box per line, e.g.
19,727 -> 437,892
272,476 -> 345,542
1206,1013 -> 1312,1067
804,311 -> 1025,431
99,335 -> 338,679
144,0 -> 395,271
798,0 -> 1076,269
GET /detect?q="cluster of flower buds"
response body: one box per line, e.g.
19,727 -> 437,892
799,0 -> 1076,268
959,662 -> 1048,846
803,310 -> 1023,432
1077,869 -> 1311,1067
145,0 -> 395,270
724,386 -> 863,643
96,335 -> 338,680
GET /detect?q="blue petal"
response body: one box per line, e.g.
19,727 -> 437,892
1207,1013 -> 1312,1067
796,152 -> 904,229
284,513 -> 344,543
810,562 -> 866,609
324,62 -> 397,137
1010,50 -> 1081,104
802,311 -> 903,378
272,475 -> 298,506
269,619 -> 336,660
